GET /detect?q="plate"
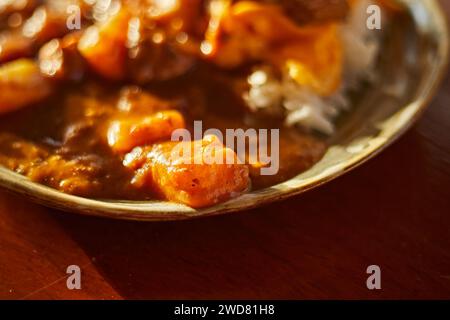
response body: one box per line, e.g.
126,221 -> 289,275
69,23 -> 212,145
0,0 -> 448,221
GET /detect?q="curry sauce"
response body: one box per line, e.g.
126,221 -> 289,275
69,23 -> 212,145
0,63 -> 326,201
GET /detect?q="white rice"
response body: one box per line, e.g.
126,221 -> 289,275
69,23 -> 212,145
245,0 -> 381,134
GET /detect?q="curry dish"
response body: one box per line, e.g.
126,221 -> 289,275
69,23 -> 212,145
0,0 -> 388,208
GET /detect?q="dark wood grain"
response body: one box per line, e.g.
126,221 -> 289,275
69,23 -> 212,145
0,2 -> 449,300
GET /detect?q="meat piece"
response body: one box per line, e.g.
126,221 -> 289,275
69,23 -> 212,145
0,58 -> 53,114
107,110 -> 185,153
0,132 -> 101,196
124,135 -> 250,208
26,154 -> 103,196
127,35 -> 195,83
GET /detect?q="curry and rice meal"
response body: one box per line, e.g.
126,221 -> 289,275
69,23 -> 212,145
0,0 -> 393,207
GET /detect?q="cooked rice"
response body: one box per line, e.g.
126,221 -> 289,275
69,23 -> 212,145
245,0 -> 381,134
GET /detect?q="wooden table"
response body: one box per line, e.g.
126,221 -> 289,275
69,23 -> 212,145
1,4 -> 450,301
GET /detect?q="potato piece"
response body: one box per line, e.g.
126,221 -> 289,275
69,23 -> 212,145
205,1 -> 343,95
282,24 -> 343,96
0,58 -> 52,114
124,135 -> 250,208
78,8 -> 130,80
107,110 -> 185,153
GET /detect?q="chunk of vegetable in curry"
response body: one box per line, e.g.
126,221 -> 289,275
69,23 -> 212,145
124,135 -> 250,208
107,110 -> 186,153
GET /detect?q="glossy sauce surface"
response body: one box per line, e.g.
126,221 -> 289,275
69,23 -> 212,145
0,63 -> 326,200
